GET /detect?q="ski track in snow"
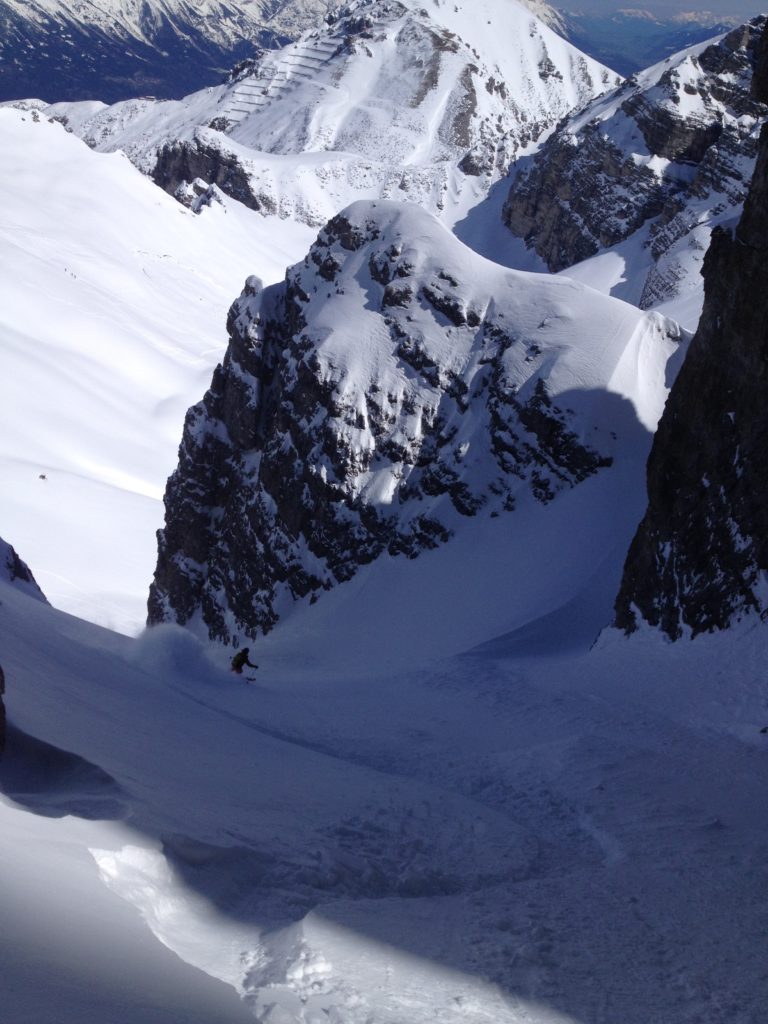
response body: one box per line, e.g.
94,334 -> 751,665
2,572 -> 768,1024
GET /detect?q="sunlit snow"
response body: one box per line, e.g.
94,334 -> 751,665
1,10 -> 767,1024
0,108 -> 314,632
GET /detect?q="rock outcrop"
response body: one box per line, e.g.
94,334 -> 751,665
0,537 -> 45,600
152,131 -> 277,215
0,537 -> 46,754
615,120 -> 768,638
503,19 -> 767,309
148,200 -> 681,644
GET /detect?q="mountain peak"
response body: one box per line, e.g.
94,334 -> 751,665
45,0 -> 619,226
148,199 -> 682,642
503,16 -> 767,323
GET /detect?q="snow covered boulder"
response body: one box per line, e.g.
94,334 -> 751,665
149,199 -> 683,643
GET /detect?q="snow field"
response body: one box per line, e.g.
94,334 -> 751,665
0,108 -> 315,632
2,546 -> 768,1023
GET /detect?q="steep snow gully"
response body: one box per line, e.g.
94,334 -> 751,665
3,4 -> 768,1024
3,549 -> 768,1024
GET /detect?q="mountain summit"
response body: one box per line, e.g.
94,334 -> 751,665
0,0 -> 568,103
503,18 -> 767,321
148,199 -> 682,642
46,0 -> 620,225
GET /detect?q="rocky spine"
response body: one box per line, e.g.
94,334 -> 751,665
614,118 -> 768,637
148,202 -> 624,643
0,537 -> 46,753
503,19 -> 767,303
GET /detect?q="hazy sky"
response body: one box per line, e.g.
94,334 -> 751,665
553,1 -> 767,19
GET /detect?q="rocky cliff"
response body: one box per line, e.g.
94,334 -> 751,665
0,537 -> 46,753
503,19 -> 767,311
148,200 -> 681,644
615,120 -> 768,638
1,537 -> 45,600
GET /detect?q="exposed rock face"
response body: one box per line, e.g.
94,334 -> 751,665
0,661 -> 4,757
149,200 -> 676,644
615,122 -> 768,638
504,19 -> 767,308
0,537 -> 46,755
152,132 -> 277,215
0,537 -> 45,600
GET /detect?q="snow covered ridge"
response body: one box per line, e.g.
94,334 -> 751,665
149,200 -> 684,643
44,0 -> 620,227
503,18 -> 768,315
0,0 -> 335,103
0,0 -> 565,104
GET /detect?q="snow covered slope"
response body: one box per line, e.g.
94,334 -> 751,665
3,507 -> 768,1022
0,107 -> 314,633
0,0 -> 334,102
148,198 -> 685,644
503,18 -> 768,329
44,0 -> 620,226
0,0 -> 569,104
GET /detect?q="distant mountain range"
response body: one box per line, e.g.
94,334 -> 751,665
560,9 -> 738,75
0,0 -> 336,102
0,0 -> 745,104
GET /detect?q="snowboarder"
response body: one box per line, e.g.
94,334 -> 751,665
231,647 -> 258,676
